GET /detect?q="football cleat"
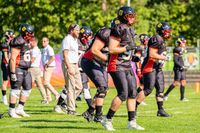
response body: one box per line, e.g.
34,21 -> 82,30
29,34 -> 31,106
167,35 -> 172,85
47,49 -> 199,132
15,108 -> 30,117
157,109 -> 171,117
8,108 -> 21,118
82,110 -> 94,122
127,120 -> 145,130
101,116 -> 115,131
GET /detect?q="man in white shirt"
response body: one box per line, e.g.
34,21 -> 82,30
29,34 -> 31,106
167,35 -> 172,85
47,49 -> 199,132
60,24 -> 83,115
42,37 -> 59,102
29,38 -> 48,104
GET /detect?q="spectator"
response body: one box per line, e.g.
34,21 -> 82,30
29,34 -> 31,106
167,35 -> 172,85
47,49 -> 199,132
61,24 -> 82,115
30,37 -> 48,104
42,37 -> 59,102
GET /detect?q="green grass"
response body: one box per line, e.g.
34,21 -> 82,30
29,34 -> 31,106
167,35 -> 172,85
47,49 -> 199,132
0,87 -> 200,133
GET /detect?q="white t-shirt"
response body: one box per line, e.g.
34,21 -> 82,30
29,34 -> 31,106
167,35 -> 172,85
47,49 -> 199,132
61,34 -> 79,63
42,45 -> 56,67
31,46 -> 41,67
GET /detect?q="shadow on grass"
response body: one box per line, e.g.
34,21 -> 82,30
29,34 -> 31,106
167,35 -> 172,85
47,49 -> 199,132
21,119 -> 82,123
22,125 -> 100,130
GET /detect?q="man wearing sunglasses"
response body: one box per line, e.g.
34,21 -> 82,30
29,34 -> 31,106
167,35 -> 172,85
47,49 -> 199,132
164,36 -> 188,102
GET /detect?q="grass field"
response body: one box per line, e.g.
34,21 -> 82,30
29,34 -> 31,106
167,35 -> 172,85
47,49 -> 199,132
0,86 -> 200,133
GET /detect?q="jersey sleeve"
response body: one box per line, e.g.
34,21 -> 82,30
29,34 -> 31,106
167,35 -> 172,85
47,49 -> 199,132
96,28 -> 111,44
61,36 -> 70,50
148,35 -> 163,49
48,46 -> 55,56
110,25 -> 122,40
10,36 -> 25,49
0,42 -> 9,51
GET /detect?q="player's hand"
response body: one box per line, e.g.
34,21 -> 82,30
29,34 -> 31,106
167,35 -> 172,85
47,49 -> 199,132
125,45 -> 138,51
10,72 -> 17,81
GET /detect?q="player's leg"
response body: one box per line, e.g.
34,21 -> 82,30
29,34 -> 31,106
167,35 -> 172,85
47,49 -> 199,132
1,63 -> 9,105
15,70 -> 32,117
164,69 -> 180,100
180,70 -> 188,101
102,71 -> 128,131
126,70 -> 144,130
8,68 -> 23,118
155,70 -> 170,117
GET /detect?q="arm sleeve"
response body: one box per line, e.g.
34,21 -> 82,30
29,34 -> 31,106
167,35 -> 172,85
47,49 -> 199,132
48,46 -> 55,56
31,49 -> 37,58
148,35 -> 163,49
62,37 -> 70,50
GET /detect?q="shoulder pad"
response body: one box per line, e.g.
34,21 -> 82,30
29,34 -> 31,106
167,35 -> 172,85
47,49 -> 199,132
148,35 -> 164,48
10,36 -> 26,48
96,27 -> 111,44
1,42 -> 9,50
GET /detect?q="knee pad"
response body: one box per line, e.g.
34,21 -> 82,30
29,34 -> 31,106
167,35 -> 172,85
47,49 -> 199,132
95,87 -> 108,98
144,88 -> 153,96
83,88 -> 92,99
10,89 -> 20,98
60,89 -> 67,100
21,89 -> 32,97
118,93 -> 127,102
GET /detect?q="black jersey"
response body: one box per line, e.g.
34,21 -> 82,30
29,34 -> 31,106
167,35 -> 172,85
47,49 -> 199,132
83,27 -> 110,67
142,35 -> 167,73
173,46 -> 184,69
107,23 -> 136,72
10,36 -> 31,69
0,41 -> 10,64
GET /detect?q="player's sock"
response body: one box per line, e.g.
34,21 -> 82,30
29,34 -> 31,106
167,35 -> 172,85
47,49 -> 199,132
180,85 -> 185,100
165,84 -> 175,96
95,105 -> 102,116
85,98 -> 92,107
9,103 -> 15,109
18,101 -> 25,109
2,90 -> 6,96
157,101 -> 164,110
57,97 -> 64,106
106,108 -> 115,119
87,105 -> 95,114
128,111 -> 135,121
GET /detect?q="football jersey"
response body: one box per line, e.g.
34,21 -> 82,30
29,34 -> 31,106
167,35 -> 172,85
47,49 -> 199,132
142,34 -> 167,73
107,23 -> 136,72
10,36 -> 31,69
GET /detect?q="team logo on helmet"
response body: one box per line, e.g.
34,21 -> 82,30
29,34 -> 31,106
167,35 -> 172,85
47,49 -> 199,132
80,28 -> 85,34
118,10 -> 123,16
22,26 -> 27,32
157,23 -> 162,28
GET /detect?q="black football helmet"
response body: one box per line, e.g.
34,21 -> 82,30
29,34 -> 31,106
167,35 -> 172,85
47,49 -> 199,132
19,23 -> 34,41
80,26 -> 93,45
176,35 -> 186,46
156,22 -> 171,39
139,34 -> 150,44
117,6 -> 136,25
4,30 -> 15,40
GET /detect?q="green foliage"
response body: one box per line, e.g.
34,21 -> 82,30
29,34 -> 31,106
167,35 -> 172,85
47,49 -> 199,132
0,0 -> 199,50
